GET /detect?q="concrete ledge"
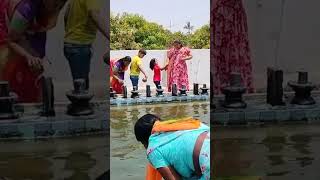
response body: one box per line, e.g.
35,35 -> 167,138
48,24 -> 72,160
0,101 -> 107,139
110,94 -> 209,106
212,94 -> 320,125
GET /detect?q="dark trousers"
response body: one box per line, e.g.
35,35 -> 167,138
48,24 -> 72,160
154,81 -> 161,89
64,43 -> 92,90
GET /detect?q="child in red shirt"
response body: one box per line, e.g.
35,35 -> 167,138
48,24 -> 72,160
149,58 -> 167,89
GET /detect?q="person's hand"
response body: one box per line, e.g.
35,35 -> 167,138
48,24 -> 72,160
118,79 -> 124,84
142,76 -> 147,82
26,55 -> 43,72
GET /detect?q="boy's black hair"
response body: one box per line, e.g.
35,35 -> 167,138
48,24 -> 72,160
138,49 -> 147,55
134,114 -> 160,144
149,58 -> 156,70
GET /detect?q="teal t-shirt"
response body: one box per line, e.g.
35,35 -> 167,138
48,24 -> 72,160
147,123 -> 209,179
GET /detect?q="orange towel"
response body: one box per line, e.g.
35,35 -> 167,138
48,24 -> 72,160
146,117 -> 201,180
152,117 -> 201,134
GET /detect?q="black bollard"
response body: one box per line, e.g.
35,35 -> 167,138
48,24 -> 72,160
123,86 -> 127,98
66,79 -> 94,116
172,84 -> 178,96
221,73 -> 247,108
288,71 -> 316,105
156,85 -> 164,97
179,85 -> 187,96
210,71 -> 216,109
131,86 -> 139,98
110,87 -> 115,98
267,67 -> 285,106
41,77 -> 55,117
193,83 -> 199,95
146,85 -> 151,97
200,84 -> 209,95
0,81 -> 18,119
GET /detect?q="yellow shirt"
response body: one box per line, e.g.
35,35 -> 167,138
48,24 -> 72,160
64,0 -> 102,44
130,55 -> 142,76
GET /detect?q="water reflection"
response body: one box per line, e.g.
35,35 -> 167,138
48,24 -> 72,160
213,125 -> 320,179
0,135 -> 107,179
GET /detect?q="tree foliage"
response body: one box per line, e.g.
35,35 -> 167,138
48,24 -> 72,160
110,13 -> 209,50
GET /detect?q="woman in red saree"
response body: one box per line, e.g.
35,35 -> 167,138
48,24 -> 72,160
4,0 -> 66,103
110,56 -> 131,94
167,40 -> 193,92
212,0 -> 254,94
0,0 -> 9,80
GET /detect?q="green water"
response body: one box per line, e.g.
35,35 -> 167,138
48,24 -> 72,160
110,102 -> 210,180
0,135 -> 108,180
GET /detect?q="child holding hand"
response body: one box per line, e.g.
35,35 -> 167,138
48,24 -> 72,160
149,58 -> 167,89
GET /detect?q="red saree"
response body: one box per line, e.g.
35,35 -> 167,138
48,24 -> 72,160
212,0 -> 254,94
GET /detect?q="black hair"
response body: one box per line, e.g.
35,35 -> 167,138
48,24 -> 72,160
134,114 -> 160,144
119,56 -> 131,63
173,40 -> 183,48
139,49 -> 147,55
149,58 -> 156,70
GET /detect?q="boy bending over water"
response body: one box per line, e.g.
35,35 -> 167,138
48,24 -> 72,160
134,114 -> 210,180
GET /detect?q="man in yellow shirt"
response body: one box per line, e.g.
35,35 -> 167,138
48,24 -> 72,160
130,49 -> 148,90
64,0 -> 108,90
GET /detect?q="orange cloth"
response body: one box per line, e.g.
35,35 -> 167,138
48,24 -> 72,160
152,117 -> 201,134
146,163 -> 162,180
146,117 -> 201,180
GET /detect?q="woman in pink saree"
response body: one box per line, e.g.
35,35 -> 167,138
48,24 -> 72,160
167,40 -> 193,92
212,0 -> 254,94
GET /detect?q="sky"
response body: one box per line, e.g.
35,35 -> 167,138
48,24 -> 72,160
111,0 -> 210,33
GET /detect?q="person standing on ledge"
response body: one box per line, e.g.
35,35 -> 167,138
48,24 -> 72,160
167,40 -> 193,92
64,0 -> 108,90
130,49 -> 148,90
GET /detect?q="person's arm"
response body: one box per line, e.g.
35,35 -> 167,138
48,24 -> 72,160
182,48 -> 193,61
182,54 -> 193,61
157,166 -> 182,180
7,9 -> 42,70
138,64 -> 148,79
112,68 -> 123,83
64,2 -> 71,26
88,2 -> 108,39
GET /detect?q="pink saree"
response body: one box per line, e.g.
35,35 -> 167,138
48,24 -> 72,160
212,0 -> 254,94
167,47 -> 191,92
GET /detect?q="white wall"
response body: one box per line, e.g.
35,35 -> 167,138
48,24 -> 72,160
110,49 -> 210,90
243,0 -> 320,90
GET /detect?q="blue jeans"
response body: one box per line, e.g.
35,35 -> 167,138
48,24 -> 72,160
64,43 -> 92,90
130,76 -> 139,90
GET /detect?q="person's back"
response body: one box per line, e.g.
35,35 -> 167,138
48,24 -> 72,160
129,49 -> 147,89
64,0 -> 101,45
130,55 -> 142,76
147,123 -> 210,179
